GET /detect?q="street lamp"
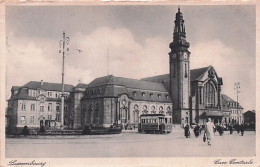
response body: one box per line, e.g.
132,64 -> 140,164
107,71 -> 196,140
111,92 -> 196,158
59,32 -> 70,129
234,82 -> 241,124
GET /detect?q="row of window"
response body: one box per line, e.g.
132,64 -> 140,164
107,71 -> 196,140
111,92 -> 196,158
21,103 -> 68,112
133,92 -> 169,99
85,88 -> 169,99
134,105 -> 171,112
141,117 -> 172,124
20,115 -> 54,124
231,110 -> 242,114
28,89 -> 70,98
228,102 -> 239,108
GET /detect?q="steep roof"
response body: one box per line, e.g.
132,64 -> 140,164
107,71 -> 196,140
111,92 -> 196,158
141,66 -> 211,86
83,75 -> 172,103
88,75 -> 168,92
23,81 -> 74,92
221,94 -> 243,109
190,66 -> 211,81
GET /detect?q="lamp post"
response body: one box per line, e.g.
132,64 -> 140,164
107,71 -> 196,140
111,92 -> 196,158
59,32 -> 70,129
234,82 -> 241,124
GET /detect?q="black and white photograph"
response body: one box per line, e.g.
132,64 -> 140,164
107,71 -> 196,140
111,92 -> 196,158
1,3 -> 259,167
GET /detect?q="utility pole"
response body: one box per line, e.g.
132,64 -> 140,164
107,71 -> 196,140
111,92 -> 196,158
107,49 -> 109,76
234,82 -> 241,124
59,31 -> 70,129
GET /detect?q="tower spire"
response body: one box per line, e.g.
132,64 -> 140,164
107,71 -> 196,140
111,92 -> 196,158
170,7 -> 190,51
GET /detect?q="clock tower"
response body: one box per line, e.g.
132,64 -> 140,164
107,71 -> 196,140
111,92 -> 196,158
169,7 -> 191,125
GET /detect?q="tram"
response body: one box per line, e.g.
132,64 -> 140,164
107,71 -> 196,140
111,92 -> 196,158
138,114 -> 172,134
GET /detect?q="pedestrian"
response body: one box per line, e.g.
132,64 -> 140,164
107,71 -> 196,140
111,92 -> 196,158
205,118 -> 215,146
218,125 -> 223,136
193,124 -> 200,137
229,124 -> 233,134
184,124 -> 190,138
236,124 -> 240,134
240,124 -> 245,136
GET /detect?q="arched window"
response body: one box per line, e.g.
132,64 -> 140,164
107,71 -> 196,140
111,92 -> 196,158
88,104 -> 93,124
159,106 -> 164,114
142,105 -> 148,114
166,106 -> 171,115
121,107 -> 127,123
203,82 -> 216,108
134,110 -> 139,123
94,103 -> 99,124
151,106 -> 156,114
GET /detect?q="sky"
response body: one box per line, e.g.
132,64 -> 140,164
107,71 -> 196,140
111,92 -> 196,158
5,5 -> 256,112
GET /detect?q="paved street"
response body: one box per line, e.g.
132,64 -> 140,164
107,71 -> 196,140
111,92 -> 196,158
6,127 -> 255,158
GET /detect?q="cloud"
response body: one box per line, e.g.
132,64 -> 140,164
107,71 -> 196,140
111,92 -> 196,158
190,39 -> 255,111
6,27 -> 255,112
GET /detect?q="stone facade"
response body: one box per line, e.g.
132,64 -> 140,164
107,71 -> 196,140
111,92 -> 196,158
6,8 -> 243,129
7,81 -> 74,128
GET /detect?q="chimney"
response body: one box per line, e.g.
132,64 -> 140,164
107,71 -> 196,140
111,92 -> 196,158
41,80 -> 43,86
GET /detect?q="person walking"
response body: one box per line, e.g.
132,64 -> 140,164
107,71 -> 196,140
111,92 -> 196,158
193,124 -> 200,137
184,124 -> 190,138
229,124 -> 233,134
240,124 -> 245,136
205,118 -> 215,146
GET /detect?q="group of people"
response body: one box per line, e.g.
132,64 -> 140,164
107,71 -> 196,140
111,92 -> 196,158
184,124 -> 202,138
184,118 -> 246,146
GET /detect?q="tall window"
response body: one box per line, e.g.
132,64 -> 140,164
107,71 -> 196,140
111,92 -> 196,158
134,110 -> 139,123
22,103 -> 26,110
30,116 -> 34,124
31,104 -> 35,111
48,103 -> 52,111
203,82 -> 216,108
121,108 -> 127,123
94,104 -> 99,124
40,106 -> 44,112
64,105 -> 68,112
56,103 -> 60,111
185,63 -> 187,78
21,116 -> 26,124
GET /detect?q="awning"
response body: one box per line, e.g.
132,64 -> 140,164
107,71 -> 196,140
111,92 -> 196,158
201,110 -> 224,117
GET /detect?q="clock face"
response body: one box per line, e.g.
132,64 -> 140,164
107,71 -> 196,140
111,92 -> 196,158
183,52 -> 188,59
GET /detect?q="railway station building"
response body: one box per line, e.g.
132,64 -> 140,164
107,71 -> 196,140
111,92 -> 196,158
6,8 -> 243,129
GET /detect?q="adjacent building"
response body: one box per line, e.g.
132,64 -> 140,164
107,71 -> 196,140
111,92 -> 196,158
6,8 -> 244,129
7,80 -> 74,128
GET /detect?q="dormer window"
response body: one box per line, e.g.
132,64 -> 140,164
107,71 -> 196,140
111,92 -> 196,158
142,92 -> 145,97
98,88 -> 101,94
92,90 -> 94,95
133,91 -> 136,96
150,93 -> 153,97
166,95 -> 169,99
158,94 -> 161,98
